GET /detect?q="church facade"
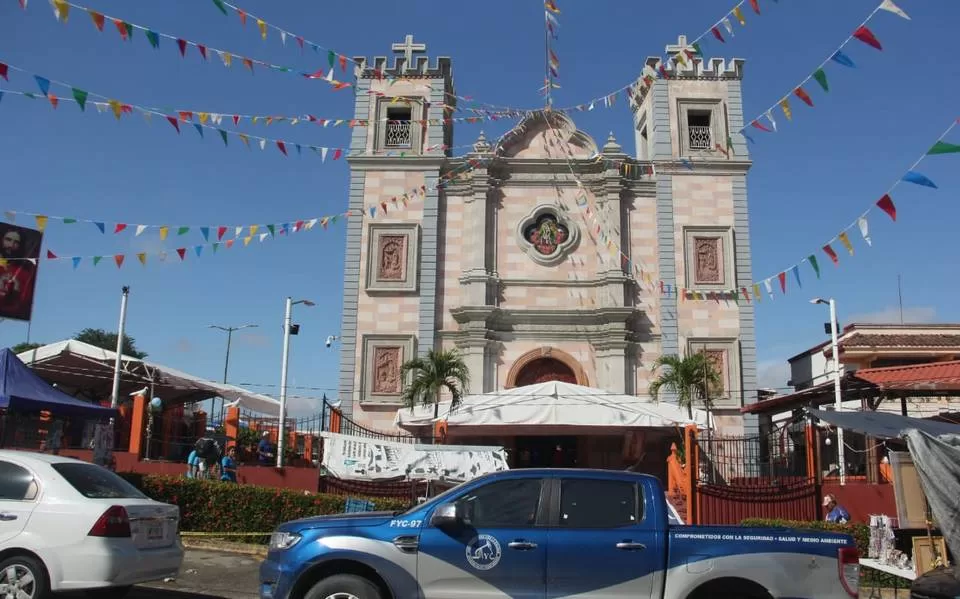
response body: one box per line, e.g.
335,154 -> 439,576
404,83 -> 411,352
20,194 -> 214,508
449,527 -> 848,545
337,36 -> 758,438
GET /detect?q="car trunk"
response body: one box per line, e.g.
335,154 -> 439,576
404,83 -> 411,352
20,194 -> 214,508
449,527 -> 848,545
99,499 -> 179,549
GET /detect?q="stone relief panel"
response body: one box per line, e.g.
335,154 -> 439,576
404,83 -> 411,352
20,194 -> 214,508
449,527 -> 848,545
703,348 -> 726,394
687,338 -> 740,408
516,205 -> 580,266
365,223 -> 420,293
683,227 -> 733,290
361,334 -> 417,405
693,237 -> 723,285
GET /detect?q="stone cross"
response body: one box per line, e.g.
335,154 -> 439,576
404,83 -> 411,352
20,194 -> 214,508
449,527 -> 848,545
391,34 -> 427,71
665,34 -> 689,55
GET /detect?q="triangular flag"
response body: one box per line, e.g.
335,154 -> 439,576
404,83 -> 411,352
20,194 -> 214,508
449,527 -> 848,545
750,0 -> 760,14
838,231 -> 854,255
794,87 -> 814,107
879,0 -> 910,20
858,217 -> 871,246
94,222 -> 105,234
257,19 -> 267,40
777,271 -> 786,293
711,27 -> 725,43
831,51 -> 856,68
72,88 -> 88,111
218,129 -> 228,146
114,223 -> 127,234
192,123 -> 204,137
779,98 -> 792,120
135,225 -> 147,236
217,226 -> 227,240
267,224 -> 276,236
259,233 -> 269,242
753,283 -> 762,303
211,0 -> 228,15
0,63 -> 7,81
35,215 -> 48,232
808,255 -> 821,279
212,243 -> 220,253
764,110 -> 777,132
51,0 -> 69,21
145,30 -> 160,49
876,194 -> 897,221
72,256 -> 81,269
159,226 -> 169,240
137,253 -> 147,266
197,44 -> 208,60
927,141 -> 960,155
195,246 -> 203,257
200,227 -> 210,241
93,256 -> 102,266
34,76 -> 50,97
823,244 -> 839,265
166,116 -> 181,133
114,254 -> 125,268
902,171 -> 937,188
177,226 -> 190,235
249,225 -> 259,236
276,141 -> 288,156
177,39 -> 187,56
791,265 -> 802,288
176,248 -> 186,260
813,69 -> 829,92
243,236 -> 252,246
89,10 -> 104,31
763,279 -> 774,298
853,26 -> 882,51
732,6 -> 746,25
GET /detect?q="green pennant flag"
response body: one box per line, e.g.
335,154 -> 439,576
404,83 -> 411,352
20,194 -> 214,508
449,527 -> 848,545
145,30 -> 160,49
808,254 -> 821,279
813,69 -> 829,92
726,135 -> 734,155
23,92 -> 37,100
62,217 -> 77,224
327,50 -> 335,69
927,141 -> 960,155
331,215 -> 339,224
218,129 -> 228,146
177,226 -> 190,235
267,224 -> 276,236
124,22 -> 134,40
211,0 -> 228,15
692,42 -> 703,56
212,243 -> 220,253
72,88 -> 88,111
93,256 -> 103,266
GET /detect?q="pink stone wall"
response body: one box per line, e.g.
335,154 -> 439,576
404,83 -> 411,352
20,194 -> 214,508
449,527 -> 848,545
437,192 -> 465,332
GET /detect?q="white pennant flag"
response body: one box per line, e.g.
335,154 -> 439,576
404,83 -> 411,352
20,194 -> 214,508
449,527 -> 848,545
259,233 -> 269,242
258,138 -> 266,150
211,113 -> 222,125
765,109 -> 777,132
280,31 -> 287,45
94,102 -> 108,114
159,251 -> 168,262
858,217 -> 871,246
307,218 -> 318,229
879,0 -> 910,19
235,226 -> 243,237
135,225 -> 148,236
763,278 -> 774,298
325,68 -> 335,83
320,147 -> 328,162
722,18 -> 735,36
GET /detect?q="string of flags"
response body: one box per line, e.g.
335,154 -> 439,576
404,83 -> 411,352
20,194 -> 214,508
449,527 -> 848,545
737,0 -> 910,143
542,0 -> 561,105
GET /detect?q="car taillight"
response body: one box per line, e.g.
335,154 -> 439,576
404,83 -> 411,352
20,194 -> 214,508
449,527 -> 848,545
88,505 -> 132,538
838,546 -> 860,597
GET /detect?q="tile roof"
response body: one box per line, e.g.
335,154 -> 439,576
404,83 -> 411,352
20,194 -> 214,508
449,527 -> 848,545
841,333 -> 960,349
854,360 -> 960,391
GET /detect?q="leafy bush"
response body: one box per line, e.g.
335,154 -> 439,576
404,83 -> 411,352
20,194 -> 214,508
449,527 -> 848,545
121,474 -> 408,534
741,518 -> 870,555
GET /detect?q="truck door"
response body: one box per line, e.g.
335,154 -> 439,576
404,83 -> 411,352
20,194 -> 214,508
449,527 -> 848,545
0,460 -> 40,545
546,478 -> 663,599
417,477 -> 548,599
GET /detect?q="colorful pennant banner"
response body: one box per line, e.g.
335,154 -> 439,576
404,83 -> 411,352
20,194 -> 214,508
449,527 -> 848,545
736,0 -> 910,143
542,0 -> 561,105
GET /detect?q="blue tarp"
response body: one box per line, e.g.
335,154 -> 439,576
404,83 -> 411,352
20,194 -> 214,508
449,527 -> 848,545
0,348 -> 116,418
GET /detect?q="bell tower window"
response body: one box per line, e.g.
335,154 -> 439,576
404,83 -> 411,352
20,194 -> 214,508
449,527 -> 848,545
385,106 -> 413,148
375,99 -> 423,153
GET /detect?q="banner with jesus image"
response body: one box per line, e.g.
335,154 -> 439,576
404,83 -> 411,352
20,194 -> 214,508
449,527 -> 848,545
0,223 -> 42,322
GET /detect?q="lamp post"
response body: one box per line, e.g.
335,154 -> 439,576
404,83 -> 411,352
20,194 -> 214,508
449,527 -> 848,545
277,297 -> 315,467
208,324 -> 258,425
811,297 -> 845,486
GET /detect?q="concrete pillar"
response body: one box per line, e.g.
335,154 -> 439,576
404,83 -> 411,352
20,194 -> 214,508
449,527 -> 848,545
594,344 -> 629,393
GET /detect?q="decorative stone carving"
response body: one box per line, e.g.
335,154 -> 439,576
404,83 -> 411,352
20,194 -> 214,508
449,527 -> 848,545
694,237 -> 722,284
377,235 -> 407,281
704,349 -> 726,393
516,205 -> 580,266
372,347 -> 402,394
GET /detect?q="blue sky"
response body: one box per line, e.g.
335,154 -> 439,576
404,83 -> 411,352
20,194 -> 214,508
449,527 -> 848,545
1,0 -> 958,414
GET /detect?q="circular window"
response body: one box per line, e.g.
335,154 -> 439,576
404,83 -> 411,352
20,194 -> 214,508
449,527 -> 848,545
516,206 -> 579,266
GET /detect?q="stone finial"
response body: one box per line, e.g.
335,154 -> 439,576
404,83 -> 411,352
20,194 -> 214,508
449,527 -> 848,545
602,131 -> 622,154
473,130 -> 492,153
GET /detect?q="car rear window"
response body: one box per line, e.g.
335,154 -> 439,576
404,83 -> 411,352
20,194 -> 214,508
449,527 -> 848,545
51,463 -> 147,499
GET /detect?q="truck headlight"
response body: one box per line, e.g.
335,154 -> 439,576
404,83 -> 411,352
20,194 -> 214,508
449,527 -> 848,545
269,531 -> 302,551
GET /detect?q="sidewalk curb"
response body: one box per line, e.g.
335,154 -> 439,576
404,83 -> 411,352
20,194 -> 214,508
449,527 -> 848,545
182,537 -> 268,558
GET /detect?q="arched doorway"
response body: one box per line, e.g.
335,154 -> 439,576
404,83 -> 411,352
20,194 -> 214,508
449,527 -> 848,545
505,347 -> 588,388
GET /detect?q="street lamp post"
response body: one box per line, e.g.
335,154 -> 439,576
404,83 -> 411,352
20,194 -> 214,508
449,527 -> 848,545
277,297 -> 315,468
811,297 -> 845,486
208,324 -> 258,425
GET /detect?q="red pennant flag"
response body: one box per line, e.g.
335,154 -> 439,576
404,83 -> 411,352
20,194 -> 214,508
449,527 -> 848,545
711,27 -> 725,43
217,226 -> 227,240
90,11 -> 105,31
794,87 -> 814,107
339,55 -> 347,72
333,148 -> 343,160
243,58 -> 254,72
177,39 -> 187,57
197,44 -> 207,60
304,69 -> 325,80
333,82 -> 351,90
176,248 -> 187,261
822,244 -> 839,265
114,255 -> 125,268
48,94 -> 59,109
296,36 -> 304,50
294,220 -> 304,231
233,115 -> 240,126
113,19 -> 128,41
276,141 -> 288,156
876,194 -> 897,221
46,250 -> 57,259
750,120 -> 772,132
658,65 -> 670,79
237,9 -> 247,25
380,201 -> 388,214
166,116 -> 181,133
178,111 -> 193,122
741,287 -> 751,303
750,0 -> 760,14
114,223 -> 127,234
853,26 -> 882,51
0,63 -> 8,81
225,239 -> 235,248
778,272 -> 786,293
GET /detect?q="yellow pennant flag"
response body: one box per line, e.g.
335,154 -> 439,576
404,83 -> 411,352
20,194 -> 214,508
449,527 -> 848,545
199,113 -> 209,125
732,6 -> 746,25
159,226 -> 169,240
108,99 -> 122,120
779,98 -> 792,121
137,253 -> 147,266
220,52 -> 232,67
838,231 -> 854,255
52,0 -> 69,21
252,116 -> 260,125
249,224 -> 259,236
257,19 -> 267,40
35,215 -> 48,232
243,236 -> 253,246
239,133 -> 250,148
753,283 -> 762,303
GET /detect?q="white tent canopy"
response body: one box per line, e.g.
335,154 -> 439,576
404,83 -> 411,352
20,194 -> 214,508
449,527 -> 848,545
18,339 -> 282,416
395,381 -> 706,432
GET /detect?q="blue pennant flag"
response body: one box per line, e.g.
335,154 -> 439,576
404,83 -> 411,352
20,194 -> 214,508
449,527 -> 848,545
743,133 -> 756,144
34,76 -> 51,96
94,222 -> 105,234
369,206 -> 376,218
0,91 -> 3,105
200,227 -> 210,241
902,171 -> 937,188
72,256 -> 81,269
193,123 -> 204,138
830,51 -> 856,68
792,265 -> 802,288
194,246 -> 203,257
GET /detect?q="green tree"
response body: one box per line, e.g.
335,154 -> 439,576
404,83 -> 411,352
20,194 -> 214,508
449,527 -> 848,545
648,352 -> 722,420
11,342 -> 42,354
75,327 -> 148,359
400,348 -> 471,419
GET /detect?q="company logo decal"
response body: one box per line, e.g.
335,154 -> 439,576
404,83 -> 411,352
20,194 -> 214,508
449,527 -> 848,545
465,534 -> 502,571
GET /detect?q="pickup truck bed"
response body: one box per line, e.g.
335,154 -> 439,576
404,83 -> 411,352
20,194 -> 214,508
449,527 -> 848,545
260,468 -> 859,599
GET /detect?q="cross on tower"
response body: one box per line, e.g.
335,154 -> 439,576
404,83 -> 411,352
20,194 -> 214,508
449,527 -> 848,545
391,34 -> 427,71
665,34 -> 689,55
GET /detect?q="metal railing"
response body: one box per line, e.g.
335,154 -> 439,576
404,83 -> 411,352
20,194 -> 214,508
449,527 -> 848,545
696,425 -> 810,486
384,121 -> 413,148
688,125 -> 712,150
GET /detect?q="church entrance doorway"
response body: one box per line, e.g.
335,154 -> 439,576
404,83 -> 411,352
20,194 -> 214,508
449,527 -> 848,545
514,435 -> 578,468
513,357 -> 577,387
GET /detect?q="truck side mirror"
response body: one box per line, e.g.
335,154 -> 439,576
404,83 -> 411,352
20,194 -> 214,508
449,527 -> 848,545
430,503 -> 460,528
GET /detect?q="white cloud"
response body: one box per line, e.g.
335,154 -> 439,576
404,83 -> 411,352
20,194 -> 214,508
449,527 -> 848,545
756,359 -> 791,391
846,305 -> 937,325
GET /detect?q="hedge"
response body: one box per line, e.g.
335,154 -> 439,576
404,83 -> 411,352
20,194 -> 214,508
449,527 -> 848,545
121,474 -> 409,535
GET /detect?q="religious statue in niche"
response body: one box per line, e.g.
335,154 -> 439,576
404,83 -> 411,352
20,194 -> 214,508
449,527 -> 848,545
378,235 -> 407,281
694,237 -> 722,284
372,347 -> 402,394
523,214 -> 569,256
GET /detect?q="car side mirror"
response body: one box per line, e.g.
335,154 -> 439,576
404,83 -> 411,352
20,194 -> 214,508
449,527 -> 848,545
430,503 -> 460,528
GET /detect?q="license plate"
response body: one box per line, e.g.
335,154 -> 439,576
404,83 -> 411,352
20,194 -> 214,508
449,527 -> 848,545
147,525 -> 163,540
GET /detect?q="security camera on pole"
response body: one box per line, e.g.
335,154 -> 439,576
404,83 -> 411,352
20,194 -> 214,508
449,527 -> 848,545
811,297 -> 845,486
277,297 -> 314,468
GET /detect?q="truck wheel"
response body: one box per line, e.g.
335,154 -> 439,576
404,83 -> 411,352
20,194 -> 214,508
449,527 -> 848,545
304,574 -> 382,599
0,554 -> 50,599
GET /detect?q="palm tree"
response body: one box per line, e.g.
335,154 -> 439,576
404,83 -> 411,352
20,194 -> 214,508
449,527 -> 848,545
400,348 -> 471,419
648,352 -> 722,420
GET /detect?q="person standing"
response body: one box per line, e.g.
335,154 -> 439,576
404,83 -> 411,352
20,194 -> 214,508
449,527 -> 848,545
257,431 -> 275,465
823,493 -> 851,523
220,446 -> 238,483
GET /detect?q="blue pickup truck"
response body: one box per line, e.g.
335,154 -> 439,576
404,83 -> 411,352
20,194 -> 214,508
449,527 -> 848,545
260,468 -> 860,599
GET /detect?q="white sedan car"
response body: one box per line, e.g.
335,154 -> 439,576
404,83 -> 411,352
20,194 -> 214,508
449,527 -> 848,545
0,450 -> 183,599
